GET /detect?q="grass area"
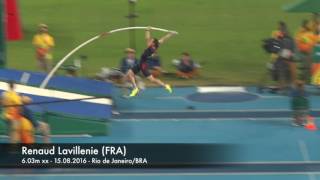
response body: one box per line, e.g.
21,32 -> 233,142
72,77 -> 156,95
7,0 -> 308,85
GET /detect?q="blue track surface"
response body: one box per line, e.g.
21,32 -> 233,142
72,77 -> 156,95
2,86 -> 320,179
187,92 -> 259,102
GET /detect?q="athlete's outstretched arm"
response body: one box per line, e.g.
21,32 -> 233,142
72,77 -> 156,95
159,31 -> 177,44
145,26 -> 152,46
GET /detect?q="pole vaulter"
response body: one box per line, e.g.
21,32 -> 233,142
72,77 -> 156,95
40,26 -> 178,89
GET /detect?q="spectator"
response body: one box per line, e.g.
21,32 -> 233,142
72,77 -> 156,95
1,81 -> 37,143
266,22 -> 287,83
120,48 -> 138,74
275,22 -> 296,91
291,81 -> 309,127
174,52 -> 198,79
61,55 -> 86,77
295,20 -> 317,82
260,22 -> 285,90
1,81 -> 23,143
32,24 -> 55,72
147,52 -> 165,78
311,25 -> 320,85
308,13 -> 320,33
63,66 -> 78,77
296,20 -> 315,53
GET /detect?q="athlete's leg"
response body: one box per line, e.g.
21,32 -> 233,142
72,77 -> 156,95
147,75 -> 165,86
147,75 -> 173,93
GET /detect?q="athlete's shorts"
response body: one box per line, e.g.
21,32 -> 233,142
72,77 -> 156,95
131,63 -> 151,77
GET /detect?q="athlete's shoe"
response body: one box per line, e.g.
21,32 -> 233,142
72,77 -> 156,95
129,87 -> 140,97
165,84 -> 173,93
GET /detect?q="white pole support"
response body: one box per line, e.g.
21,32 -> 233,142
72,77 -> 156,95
39,26 -> 177,89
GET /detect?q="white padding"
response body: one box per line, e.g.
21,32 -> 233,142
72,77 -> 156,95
197,86 -> 246,93
0,82 -> 112,105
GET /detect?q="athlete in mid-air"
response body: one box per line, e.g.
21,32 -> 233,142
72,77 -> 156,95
126,27 -> 177,97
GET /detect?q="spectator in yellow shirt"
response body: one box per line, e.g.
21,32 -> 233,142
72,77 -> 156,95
296,20 -> 318,82
296,20 -> 317,54
1,81 -> 23,143
1,81 -> 35,144
32,24 -> 55,72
